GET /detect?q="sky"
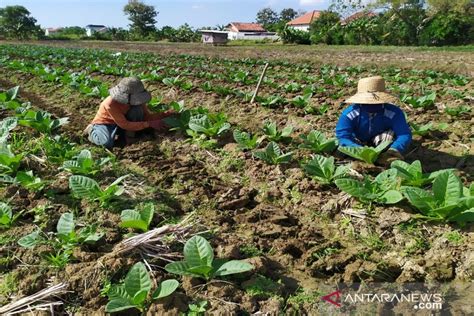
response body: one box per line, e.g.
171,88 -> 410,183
1,0 -> 331,28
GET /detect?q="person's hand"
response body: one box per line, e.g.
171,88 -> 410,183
149,120 -> 167,131
378,149 -> 404,167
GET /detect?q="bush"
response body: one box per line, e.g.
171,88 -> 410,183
420,12 -> 474,46
279,26 -> 311,45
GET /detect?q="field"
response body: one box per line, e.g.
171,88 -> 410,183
0,41 -> 473,315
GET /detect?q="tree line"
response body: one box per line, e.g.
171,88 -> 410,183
279,0 -> 473,46
0,0 -> 472,46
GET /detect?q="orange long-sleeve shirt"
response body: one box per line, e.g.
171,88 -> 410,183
91,96 -> 170,131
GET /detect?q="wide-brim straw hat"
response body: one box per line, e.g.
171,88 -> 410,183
345,76 -> 398,105
109,77 -> 151,106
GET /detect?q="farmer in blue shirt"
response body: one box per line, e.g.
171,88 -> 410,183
336,76 -> 412,165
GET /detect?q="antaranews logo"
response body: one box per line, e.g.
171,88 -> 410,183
321,289 -> 443,311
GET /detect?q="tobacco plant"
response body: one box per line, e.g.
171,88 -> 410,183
233,129 -> 263,151
335,169 -> 403,205
120,203 -> 155,232
390,160 -> 453,187
62,149 -> 111,175
338,141 -> 391,164
106,262 -> 179,313
253,142 -> 292,165
0,142 -> 23,175
303,155 -> 350,185
299,130 -> 337,154
69,175 -> 127,207
262,121 -> 293,143
165,235 -> 253,280
402,171 -> 473,223
17,110 -> 69,134
18,212 -> 103,267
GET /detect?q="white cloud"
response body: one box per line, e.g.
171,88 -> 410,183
299,0 -> 326,6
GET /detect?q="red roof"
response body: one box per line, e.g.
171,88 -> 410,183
287,10 -> 321,26
227,22 -> 266,32
342,11 -> 376,24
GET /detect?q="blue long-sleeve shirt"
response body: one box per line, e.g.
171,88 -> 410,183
335,103 -> 412,153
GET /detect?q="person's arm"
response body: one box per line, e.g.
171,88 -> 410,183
143,106 -> 175,121
106,103 -> 150,131
389,109 -> 412,153
336,106 -> 361,147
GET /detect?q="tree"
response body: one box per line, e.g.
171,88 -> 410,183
280,8 -> 298,23
256,7 -> 279,31
309,11 -> 343,44
123,0 -> 158,37
0,5 -> 41,39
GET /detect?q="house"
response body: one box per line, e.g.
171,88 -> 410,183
45,27 -> 63,36
199,30 -> 228,45
226,22 -> 278,40
85,24 -> 108,37
341,11 -> 377,25
287,10 -> 321,32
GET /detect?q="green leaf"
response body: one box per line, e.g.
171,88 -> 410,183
124,262 -> 151,298
131,289 -> 148,305
335,178 -> 370,200
401,186 -> 435,213
187,265 -> 213,277
432,171 -> 462,206
184,235 -> 214,267
105,298 -> 136,313
379,190 -> 403,204
165,261 -> 192,276
57,212 -> 75,236
303,155 -> 335,184
449,208 -> 474,223
214,260 -> 254,276
120,209 -> 147,232
69,175 -> 101,199
140,203 -> 154,227
108,285 -> 130,301
0,202 -> 12,226
18,231 -> 41,248
152,279 -> 180,299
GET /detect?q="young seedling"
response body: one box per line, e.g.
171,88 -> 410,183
410,122 -> 448,136
17,110 -> 69,134
401,92 -> 436,108
120,203 -> 155,232
262,121 -> 293,143
0,142 -> 23,175
233,129 -> 264,151
402,171 -> 474,223
188,300 -> 208,316
338,141 -> 391,164
253,142 -> 293,165
15,170 -> 46,192
291,93 -> 312,108
444,105 -> 471,117
335,169 -> 403,206
0,202 -> 22,229
105,262 -> 179,313
0,117 -> 18,143
18,212 -> 103,267
69,175 -> 127,207
299,130 -> 337,154
390,160 -> 453,187
187,113 -> 231,138
165,235 -> 253,280
62,149 -> 111,175
303,155 -> 350,185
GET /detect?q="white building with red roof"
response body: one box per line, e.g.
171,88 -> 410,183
287,10 -> 322,32
226,22 -> 278,40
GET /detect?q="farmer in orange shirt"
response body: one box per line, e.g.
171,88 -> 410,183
85,77 -> 173,148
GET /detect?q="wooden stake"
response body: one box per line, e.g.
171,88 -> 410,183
251,63 -> 269,104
